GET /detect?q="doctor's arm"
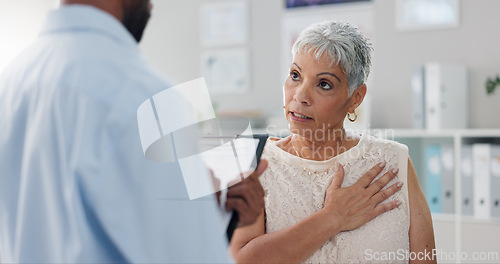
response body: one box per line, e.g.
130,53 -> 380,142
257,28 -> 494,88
224,159 -> 268,227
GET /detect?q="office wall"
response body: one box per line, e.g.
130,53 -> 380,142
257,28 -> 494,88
373,0 -> 500,129
0,0 -> 57,71
2,0 -> 499,128
140,0 -> 284,123
141,0 -> 500,129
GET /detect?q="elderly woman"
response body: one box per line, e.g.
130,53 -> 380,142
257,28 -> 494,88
230,21 -> 436,263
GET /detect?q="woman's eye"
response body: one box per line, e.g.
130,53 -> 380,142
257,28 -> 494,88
290,72 -> 300,81
319,81 -> 332,90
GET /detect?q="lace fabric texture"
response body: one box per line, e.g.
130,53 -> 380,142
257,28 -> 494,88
260,134 -> 410,264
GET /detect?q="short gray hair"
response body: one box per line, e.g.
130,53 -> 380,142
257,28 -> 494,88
291,20 -> 373,96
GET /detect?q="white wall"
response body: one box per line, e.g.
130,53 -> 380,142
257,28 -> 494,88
140,0 -> 284,122
3,0 -> 499,129
0,0 -> 58,71
141,0 -> 500,129
373,0 -> 500,129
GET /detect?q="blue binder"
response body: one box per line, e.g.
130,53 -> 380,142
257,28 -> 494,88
425,144 -> 442,213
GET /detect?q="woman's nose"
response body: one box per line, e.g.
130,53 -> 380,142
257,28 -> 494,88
293,83 -> 311,106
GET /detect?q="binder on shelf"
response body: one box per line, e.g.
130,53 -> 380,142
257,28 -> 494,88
411,67 -> 425,129
423,63 -> 468,130
425,144 -> 442,213
472,144 -> 491,218
490,145 -> 500,218
461,145 -> 474,216
441,145 -> 455,214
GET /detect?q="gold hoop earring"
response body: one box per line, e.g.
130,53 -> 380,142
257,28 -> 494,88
347,112 -> 357,122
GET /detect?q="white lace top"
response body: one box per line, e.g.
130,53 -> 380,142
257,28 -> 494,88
260,133 -> 410,264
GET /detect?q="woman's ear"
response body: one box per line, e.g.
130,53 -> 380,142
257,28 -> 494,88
348,84 -> 367,113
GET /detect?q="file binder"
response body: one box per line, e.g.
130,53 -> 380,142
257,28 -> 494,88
411,67 -> 425,129
424,63 -> 468,130
472,144 -> 491,218
461,145 -> 474,216
490,145 -> 500,218
441,145 -> 455,214
425,144 -> 442,213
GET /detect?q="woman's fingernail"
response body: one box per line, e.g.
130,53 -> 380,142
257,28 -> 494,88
397,182 -> 403,188
395,200 -> 402,206
392,168 -> 399,174
379,161 -> 387,168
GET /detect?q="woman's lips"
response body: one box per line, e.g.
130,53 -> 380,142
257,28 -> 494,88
290,111 -> 313,122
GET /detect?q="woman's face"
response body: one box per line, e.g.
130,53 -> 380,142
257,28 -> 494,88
283,51 -> 363,140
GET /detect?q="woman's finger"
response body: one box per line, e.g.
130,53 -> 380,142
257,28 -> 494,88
328,163 -> 344,190
353,162 -> 386,189
371,182 -> 403,205
365,168 -> 399,196
373,200 -> 402,217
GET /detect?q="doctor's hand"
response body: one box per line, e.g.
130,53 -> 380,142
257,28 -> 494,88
323,162 -> 403,232
225,159 -> 268,228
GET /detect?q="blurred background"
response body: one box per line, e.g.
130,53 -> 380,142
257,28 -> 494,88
2,0 -> 500,263
3,0 -> 500,130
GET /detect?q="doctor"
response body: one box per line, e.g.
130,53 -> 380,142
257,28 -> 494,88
0,0 -> 267,262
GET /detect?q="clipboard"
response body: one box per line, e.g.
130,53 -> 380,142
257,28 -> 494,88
221,134 -> 268,241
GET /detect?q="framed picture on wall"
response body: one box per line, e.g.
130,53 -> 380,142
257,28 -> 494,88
286,0 -> 371,9
202,48 -> 250,94
396,0 -> 460,31
200,1 -> 249,47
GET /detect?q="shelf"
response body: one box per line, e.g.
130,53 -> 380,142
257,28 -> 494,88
460,216 -> 500,225
379,129 -> 500,138
432,214 -> 500,225
458,129 -> 500,138
431,213 -> 459,222
389,129 -> 459,138
258,128 -> 500,139
387,129 -> 500,260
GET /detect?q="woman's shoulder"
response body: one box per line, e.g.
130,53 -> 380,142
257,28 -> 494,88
268,136 -> 290,147
259,137 -> 295,186
263,136 -> 292,157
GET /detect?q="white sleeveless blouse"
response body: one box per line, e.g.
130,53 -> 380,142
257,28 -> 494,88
260,133 -> 410,263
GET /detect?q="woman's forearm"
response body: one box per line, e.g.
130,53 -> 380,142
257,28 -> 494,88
232,209 -> 341,264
